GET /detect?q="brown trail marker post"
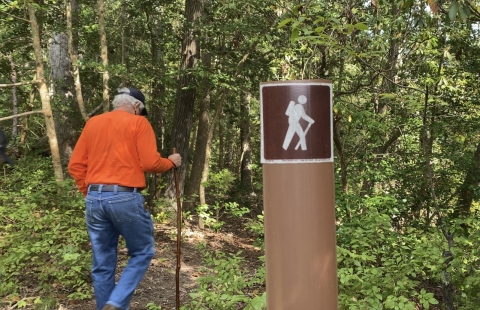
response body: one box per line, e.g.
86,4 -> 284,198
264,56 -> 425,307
260,80 -> 338,309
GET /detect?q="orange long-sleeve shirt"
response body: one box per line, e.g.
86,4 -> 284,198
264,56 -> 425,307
68,110 -> 174,196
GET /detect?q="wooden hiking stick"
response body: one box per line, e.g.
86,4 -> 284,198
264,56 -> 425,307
172,148 -> 182,310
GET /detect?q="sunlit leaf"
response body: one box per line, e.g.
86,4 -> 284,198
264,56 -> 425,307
290,28 -> 299,44
354,22 -> 368,31
278,18 -> 292,28
449,1 -> 459,21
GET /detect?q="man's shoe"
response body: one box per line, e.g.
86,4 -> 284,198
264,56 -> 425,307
101,305 -> 121,310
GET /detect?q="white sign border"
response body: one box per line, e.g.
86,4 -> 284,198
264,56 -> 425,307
260,81 -> 333,164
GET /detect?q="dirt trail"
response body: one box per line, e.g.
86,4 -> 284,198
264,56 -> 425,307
67,217 -> 263,310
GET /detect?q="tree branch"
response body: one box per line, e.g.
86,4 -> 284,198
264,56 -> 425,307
87,103 -> 103,117
0,81 -> 38,88
2,11 -> 31,23
0,110 -> 44,122
357,57 -> 425,93
334,72 -> 380,98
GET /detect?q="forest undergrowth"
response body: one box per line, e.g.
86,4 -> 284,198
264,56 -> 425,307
2,158 -> 480,309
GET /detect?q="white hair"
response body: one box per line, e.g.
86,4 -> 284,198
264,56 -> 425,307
112,87 -> 145,110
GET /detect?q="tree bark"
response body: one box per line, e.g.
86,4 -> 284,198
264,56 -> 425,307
164,0 -> 205,200
97,0 -> 110,112
240,89 -> 252,192
333,113 -> 348,192
218,114 -> 224,170
224,115 -> 235,170
145,8 -> 166,149
67,0 -> 88,121
457,143 -> 480,217
28,4 -> 64,182
198,93 -> 225,227
8,54 -> 19,139
49,32 -> 83,168
183,51 -> 212,212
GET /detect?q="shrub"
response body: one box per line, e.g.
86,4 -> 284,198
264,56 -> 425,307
0,157 -> 91,301
183,244 -> 266,310
197,170 -> 249,231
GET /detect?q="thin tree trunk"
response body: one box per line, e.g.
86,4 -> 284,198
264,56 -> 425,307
120,1 -> 130,86
97,0 -> 110,112
164,0 -> 205,200
457,143 -> 480,218
333,117 -> 348,192
198,93 -> 225,227
21,82 -> 37,144
67,0 -> 88,121
183,39 -> 212,211
145,8 -> 166,149
421,88 -> 455,310
224,116 -> 235,170
240,89 -> 252,192
8,54 -> 18,139
145,7 -> 166,206
218,116 -> 224,170
28,4 -> 64,182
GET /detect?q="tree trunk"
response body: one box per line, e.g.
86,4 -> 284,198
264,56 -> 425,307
144,6 -> 167,207
67,0 -> 88,121
183,51 -> 212,211
8,54 -> 19,139
20,84 -> 37,144
164,0 -> 205,200
240,89 -> 252,192
198,93 -> 225,227
145,7 -> 166,149
333,116 -> 348,192
97,0 -> 110,112
218,114 -> 224,170
28,4 -> 64,182
49,32 -> 83,168
457,143 -> 480,218
224,116 -> 235,171
120,1 -> 130,86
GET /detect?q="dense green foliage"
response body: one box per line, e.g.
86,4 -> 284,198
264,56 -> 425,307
184,247 -> 266,310
0,158 -> 91,302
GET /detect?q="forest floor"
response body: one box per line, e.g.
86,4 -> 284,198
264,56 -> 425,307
63,214 -> 264,310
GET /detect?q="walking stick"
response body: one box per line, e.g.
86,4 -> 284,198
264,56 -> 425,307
172,148 -> 182,310
295,121 -> 314,150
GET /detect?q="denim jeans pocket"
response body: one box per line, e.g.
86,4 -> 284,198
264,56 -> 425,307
85,198 -> 94,223
108,194 -> 141,223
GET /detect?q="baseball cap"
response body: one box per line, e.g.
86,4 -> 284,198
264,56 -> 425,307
118,87 -> 148,116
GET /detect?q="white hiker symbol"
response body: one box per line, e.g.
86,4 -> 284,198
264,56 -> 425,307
282,95 -> 315,151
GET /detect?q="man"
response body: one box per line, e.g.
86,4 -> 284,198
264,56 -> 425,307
68,87 -> 181,310
0,128 -> 14,166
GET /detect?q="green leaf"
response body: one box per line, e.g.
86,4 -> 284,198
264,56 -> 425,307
290,28 -> 299,44
353,22 -> 368,31
459,5 -> 469,22
429,298 -> 439,304
278,18 -> 292,28
449,2 -> 459,21
17,300 -> 27,308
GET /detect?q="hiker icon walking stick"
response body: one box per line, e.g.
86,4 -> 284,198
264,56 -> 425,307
295,121 -> 314,150
172,148 -> 182,310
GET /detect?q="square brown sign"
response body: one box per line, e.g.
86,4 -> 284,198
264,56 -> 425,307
261,81 -> 332,163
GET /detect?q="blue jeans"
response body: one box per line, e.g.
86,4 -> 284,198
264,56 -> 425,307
85,185 -> 155,310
